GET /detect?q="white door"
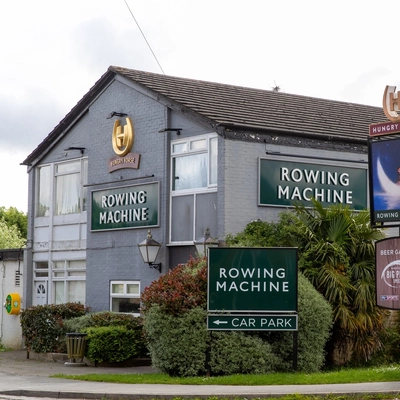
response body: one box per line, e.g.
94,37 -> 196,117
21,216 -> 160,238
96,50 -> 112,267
33,281 -> 47,305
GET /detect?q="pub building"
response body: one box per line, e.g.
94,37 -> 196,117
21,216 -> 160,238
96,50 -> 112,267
21,66 -> 387,313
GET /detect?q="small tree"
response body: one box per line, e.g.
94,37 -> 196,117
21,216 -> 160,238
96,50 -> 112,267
0,220 -> 26,249
0,206 -> 27,240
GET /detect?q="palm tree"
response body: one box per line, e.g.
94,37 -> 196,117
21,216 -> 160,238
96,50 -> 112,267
287,199 -> 387,365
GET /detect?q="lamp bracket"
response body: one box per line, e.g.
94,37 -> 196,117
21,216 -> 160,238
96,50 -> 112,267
148,262 -> 162,273
158,128 -> 182,135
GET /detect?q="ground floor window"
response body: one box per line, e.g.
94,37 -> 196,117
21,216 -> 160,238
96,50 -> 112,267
52,260 -> 86,304
110,281 -> 140,314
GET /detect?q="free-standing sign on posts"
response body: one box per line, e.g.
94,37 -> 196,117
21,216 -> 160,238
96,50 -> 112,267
376,237 -> 400,310
207,247 -> 298,314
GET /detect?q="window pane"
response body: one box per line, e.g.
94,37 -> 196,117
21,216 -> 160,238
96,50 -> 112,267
171,195 -> 194,241
127,284 -> 140,294
112,284 -> 124,294
54,272 -> 65,277
68,271 -> 86,277
55,173 -> 80,215
54,281 -> 64,304
190,139 -> 206,151
56,161 -> 80,173
35,262 -> 48,270
82,159 -> 88,212
209,137 -> 218,185
69,260 -> 86,269
173,153 -> 207,190
173,143 -> 187,153
68,281 -> 85,303
53,261 -> 64,269
34,272 -> 48,277
37,165 -> 51,217
111,298 -> 140,313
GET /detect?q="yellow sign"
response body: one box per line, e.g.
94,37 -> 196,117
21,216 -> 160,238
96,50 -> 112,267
5,293 -> 21,315
383,86 -> 400,123
112,117 -> 134,157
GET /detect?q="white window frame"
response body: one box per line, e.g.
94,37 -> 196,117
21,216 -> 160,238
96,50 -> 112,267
169,134 -> 218,244
54,158 -> 88,215
110,280 -> 141,315
171,133 -> 218,193
52,260 -> 86,305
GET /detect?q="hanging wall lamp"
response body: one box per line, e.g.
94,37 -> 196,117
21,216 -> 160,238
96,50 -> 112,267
138,230 -> 162,272
194,227 -> 219,256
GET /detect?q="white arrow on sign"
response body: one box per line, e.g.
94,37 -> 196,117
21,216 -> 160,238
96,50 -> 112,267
213,320 -> 228,325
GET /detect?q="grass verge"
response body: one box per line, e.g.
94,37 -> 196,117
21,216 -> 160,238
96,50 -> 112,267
52,364 -> 400,385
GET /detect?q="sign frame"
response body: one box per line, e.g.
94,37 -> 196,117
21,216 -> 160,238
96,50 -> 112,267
207,314 -> 298,331
90,181 -> 160,232
207,247 -> 298,313
258,156 -> 367,210
368,135 -> 400,228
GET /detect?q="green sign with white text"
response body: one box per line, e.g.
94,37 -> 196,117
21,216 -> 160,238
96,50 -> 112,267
91,182 -> 159,231
207,247 -> 298,313
207,314 -> 298,331
258,157 -> 367,210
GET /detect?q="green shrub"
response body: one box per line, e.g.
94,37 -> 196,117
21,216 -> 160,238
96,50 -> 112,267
64,311 -> 148,359
84,326 -> 144,364
262,273 -> 333,372
20,303 -> 86,353
142,257 -> 333,376
209,331 -> 278,375
144,306 -> 208,376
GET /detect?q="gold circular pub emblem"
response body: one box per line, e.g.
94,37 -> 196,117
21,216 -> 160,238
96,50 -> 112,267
112,117 -> 134,157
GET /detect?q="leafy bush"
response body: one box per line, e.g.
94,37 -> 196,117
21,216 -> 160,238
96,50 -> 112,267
144,306 -> 208,376
141,255 -> 207,315
262,273 -> 333,372
142,257 -> 333,376
20,303 -> 86,353
209,331 -> 278,375
84,326 -> 144,364
64,311 -> 148,359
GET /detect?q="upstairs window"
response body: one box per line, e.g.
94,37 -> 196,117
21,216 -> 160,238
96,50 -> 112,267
37,165 -> 51,217
55,159 -> 88,215
172,135 -> 217,191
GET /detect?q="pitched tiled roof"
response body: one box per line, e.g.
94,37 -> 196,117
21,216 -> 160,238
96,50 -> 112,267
111,66 -> 387,143
23,66 -> 387,165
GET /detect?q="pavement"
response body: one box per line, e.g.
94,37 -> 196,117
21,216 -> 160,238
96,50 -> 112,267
0,349 -> 399,399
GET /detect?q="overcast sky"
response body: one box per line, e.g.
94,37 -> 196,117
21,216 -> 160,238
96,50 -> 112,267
1,0 -> 399,213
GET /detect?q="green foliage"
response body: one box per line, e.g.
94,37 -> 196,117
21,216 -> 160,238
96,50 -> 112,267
142,256 -> 332,376
141,255 -> 208,315
0,206 -> 27,240
0,220 -> 25,249
227,200 -> 388,366
84,325 -> 144,364
64,311 -> 148,359
209,331 -> 278,375
20,303 -> 86,353
289,200 -> 386,365
263,273 -> 333,372
144,306 -> 208,377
